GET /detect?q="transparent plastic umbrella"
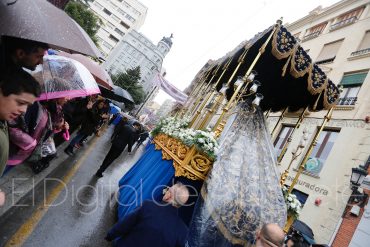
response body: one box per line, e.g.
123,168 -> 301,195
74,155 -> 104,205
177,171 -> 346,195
30,55 -> 100,100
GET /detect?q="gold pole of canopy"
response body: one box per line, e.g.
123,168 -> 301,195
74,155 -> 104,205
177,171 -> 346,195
265,108 -> 271,118
187,70 -> 213,115
197,57 -> 234,129
288,107 -> 334,193
270,107 -> 288,137
189,63 -> 224,127
212,24 -> 279,132
277,106 -> 309,163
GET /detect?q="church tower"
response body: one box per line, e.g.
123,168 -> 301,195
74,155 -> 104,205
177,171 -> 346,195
157,34 -> 173,57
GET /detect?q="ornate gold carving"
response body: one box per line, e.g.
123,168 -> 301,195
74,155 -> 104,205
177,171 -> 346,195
153,134 -> 214,181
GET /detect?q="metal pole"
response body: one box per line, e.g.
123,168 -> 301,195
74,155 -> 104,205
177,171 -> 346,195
189,63 -> 224,127
288,107 -> 334,193
213,24 -> 279,131
271,107 -> 288,137
134,86 -> 158,117
277,106 -> 308,163
195,57 -> 234,129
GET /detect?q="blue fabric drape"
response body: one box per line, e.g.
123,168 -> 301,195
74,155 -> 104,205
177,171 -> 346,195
117,143 -> 175,219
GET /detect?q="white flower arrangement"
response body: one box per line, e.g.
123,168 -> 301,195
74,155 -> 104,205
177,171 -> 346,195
151,116 -> 219,160
282,186 -> 302,219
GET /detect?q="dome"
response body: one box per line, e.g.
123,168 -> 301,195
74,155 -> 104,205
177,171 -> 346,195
160,34 -> 173,48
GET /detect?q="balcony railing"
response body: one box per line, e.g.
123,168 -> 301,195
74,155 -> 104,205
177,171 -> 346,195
350,48 -> 370,58
337,97 -> 357,106
330,16 -> 358,31
302,31 -> 322,42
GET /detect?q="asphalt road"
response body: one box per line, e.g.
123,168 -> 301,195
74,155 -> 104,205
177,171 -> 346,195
0,126 -> 146,247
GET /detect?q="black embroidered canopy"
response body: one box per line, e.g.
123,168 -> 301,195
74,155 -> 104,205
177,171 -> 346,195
201,23 -> 340,112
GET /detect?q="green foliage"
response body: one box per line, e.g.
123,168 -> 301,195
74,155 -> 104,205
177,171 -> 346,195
64,1 -> 102,45
111,66 -> 146,105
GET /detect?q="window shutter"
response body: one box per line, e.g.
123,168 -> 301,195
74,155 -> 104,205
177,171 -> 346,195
358,31 -> 370,51
316,40 -> 343,62
340,71 -> 368,87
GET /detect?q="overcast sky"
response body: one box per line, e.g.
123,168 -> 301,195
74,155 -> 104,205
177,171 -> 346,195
137,0 -> 340,104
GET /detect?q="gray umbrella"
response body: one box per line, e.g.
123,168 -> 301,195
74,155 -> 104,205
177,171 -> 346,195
0,0 -> 102,58
112,85 -> 134,103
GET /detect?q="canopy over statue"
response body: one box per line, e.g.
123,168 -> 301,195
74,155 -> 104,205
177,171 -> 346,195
185,20 -> 340,246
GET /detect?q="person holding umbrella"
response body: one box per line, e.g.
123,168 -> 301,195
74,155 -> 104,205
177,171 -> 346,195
0,36 -> 48,74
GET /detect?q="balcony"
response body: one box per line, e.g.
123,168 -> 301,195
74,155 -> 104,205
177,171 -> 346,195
302,31 -> 322,42
348,48 -> 370,60
330,16 -> 358,32
337,97 -> 357,106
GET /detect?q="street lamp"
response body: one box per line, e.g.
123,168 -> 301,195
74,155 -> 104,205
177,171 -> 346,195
350,167 -> 367,189
349,166 -> 368,206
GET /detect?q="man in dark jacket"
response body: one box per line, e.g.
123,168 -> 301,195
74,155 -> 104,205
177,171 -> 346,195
0,36 -> 48,75
95,121 -> 141,177
105,183 -> 189,247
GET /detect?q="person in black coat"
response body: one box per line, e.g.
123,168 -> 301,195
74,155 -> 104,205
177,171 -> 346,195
95,121 -> 141,177
105,183 -> 189,247
64,99 -> 105,155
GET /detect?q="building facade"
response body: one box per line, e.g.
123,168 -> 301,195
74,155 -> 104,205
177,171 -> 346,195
268,0 -> 370,244
103,30 -> 173,94
88,0 -> 147,57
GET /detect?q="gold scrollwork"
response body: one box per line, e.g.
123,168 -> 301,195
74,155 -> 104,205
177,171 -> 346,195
153,134 -> 214,181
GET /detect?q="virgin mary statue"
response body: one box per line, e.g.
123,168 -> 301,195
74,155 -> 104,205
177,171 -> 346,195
186,101 -> 287,246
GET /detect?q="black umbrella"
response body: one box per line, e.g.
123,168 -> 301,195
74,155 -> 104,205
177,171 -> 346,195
0,0 -> 102,58
98,85 -> 134,105
292,220 -> 315,244
112,85 -> 134,102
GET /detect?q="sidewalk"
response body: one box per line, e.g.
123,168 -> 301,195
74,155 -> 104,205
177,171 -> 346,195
0,126 -> 149,219
0,137 -> 74,218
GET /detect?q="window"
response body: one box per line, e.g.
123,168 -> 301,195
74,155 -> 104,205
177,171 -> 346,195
103,8 -> 112,16
315,40 -> 343,64
351,31 -> 370,57
107,0 -> 118,9
123,1 -> 131,8
111,14 -> 121,22
120,21 -> 130,29
99,28 -> 110,36
330,7 -> 364,31
338,71 -> 368,105
117,8 -> 127,16
291,188 -> 309,205
109,34 -> 119,43
114,28 -> 125,36
106,22 -> 115,30
126,14 -> 135,22
302,129 -> 339,176
102,41 -> 113,50
302,22 -> 327,42
273,125 -> 294,158
293,32 -> 301,40
93,2 -> 104,9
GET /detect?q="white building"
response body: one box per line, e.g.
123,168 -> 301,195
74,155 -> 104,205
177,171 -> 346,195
103,30 -> 173,94
88,0 -> 147,57
267,0 -> 370,244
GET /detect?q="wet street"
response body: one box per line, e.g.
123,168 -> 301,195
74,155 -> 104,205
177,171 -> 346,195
0,126 -> 146,247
